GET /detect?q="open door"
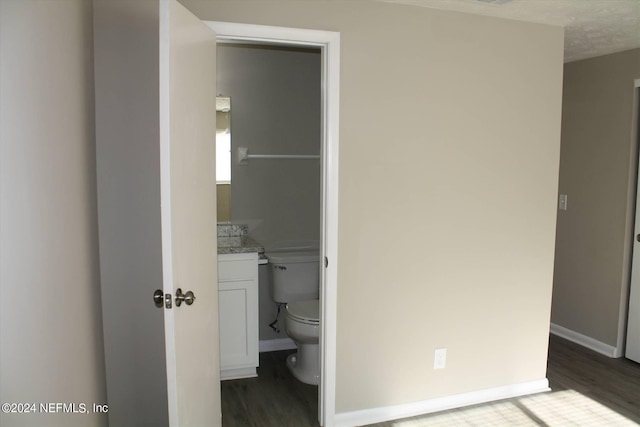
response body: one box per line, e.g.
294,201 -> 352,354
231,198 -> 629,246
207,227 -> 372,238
95,1 -> 220,425
160,1 -> 220,425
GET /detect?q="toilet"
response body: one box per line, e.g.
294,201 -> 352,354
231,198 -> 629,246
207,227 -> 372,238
284,299 -> 319,385
267,248 -> 320,385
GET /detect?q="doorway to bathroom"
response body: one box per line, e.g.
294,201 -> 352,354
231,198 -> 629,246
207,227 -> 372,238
208,22 -> 340,426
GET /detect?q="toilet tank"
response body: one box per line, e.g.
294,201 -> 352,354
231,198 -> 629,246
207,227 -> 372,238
268,250 -> 319,303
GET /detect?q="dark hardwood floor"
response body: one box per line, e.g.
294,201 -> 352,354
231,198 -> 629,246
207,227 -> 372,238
546,334 -> 640,423
221,350 -> 318,427
221,335 -> 640,426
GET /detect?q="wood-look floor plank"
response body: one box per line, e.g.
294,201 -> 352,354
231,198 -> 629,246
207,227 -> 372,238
546,334 -> 640,423
222,350 -> 319,427
221,336 -> 640,426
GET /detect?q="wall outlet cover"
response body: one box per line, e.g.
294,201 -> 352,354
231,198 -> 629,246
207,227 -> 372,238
434,348 -> 447,369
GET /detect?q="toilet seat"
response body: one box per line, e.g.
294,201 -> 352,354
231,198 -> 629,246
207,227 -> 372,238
286,300 -> 319,324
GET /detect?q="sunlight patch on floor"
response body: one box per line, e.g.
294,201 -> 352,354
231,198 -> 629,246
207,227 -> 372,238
391,390 -> 635,426
519,390 -> 635,426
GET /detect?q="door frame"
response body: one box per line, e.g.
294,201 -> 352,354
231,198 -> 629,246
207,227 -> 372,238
206,21 -> 340,427
624,78 -> 640,360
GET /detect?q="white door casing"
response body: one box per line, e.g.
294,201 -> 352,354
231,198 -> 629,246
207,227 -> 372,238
627,81 -> 640,363
206,22 -> 340,427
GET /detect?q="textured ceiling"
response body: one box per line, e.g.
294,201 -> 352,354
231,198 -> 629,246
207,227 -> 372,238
380,0 -> 640,62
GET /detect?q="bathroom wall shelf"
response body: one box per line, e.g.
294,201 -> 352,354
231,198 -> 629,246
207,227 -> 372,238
237,146 -> 320,164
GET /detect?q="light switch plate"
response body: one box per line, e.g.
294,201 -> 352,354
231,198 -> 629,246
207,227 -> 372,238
559,194 -> 568,211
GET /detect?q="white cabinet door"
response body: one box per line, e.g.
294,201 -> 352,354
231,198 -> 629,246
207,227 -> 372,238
219,280 -> 259,368
218,253 -> 259,379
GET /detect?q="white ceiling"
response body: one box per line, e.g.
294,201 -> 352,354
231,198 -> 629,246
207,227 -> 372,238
379,0 -> 640,62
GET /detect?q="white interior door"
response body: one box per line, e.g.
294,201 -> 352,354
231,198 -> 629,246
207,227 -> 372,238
627,87 -> 640,363
95,1 -> 219,425
159,1 -> 220,425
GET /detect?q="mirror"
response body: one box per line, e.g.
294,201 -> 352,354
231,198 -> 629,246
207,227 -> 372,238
216,96 -> 231,222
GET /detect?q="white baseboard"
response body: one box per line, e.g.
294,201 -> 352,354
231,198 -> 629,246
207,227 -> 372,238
550,323 -> 622,358
220,367 -> 257,381
334,378 -> 550,427
259,338 -> 296,353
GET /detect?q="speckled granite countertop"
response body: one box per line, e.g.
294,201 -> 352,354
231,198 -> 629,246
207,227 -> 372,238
217,235 -> 264,255
216,224 -> 264,255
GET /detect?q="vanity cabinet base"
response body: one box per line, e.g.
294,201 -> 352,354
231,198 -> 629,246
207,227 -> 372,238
218,252 -> 259,380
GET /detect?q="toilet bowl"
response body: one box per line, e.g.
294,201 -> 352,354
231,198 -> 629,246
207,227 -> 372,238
285,299 -> 320,385
267,244 -> 320,386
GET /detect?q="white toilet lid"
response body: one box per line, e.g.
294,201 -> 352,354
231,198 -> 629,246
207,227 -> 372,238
287,300 -> 319,323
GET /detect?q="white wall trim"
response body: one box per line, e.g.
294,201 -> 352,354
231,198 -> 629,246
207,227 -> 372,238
206,21 -> 340,427
550,323 -> 622,357
220,367 -> 257,381
623,83 -> 640,361
259,338 -> 297,353
207,21 -> 337,47
334,379 -> 550,427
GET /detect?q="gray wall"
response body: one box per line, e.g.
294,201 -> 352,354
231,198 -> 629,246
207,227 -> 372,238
217,44 -> 321,249
553,48 -> 640,350
0,1 -> 107,426
217,44 -> 321,341
258,264 -> 280,340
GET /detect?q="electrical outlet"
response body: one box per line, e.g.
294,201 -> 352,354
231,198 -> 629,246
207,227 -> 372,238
434,348 -> 447,369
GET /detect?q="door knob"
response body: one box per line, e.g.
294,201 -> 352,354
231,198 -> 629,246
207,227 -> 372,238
637,234 -> 640,242
153,289 -> 163,308
175,288 -> 196,307
154,289 -> 173,308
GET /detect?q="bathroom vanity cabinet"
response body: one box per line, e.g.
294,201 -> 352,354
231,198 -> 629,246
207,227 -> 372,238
218,252 -> 259,380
